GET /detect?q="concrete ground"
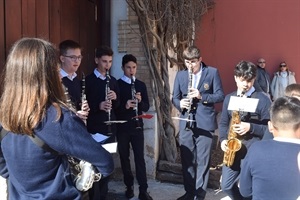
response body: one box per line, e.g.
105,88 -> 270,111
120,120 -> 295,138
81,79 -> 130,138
107,179 -> 229,200
1,176 -> 230,200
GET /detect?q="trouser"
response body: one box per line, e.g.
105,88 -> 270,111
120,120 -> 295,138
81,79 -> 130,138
221,138 -> 259,200
179,127 -> 213,199
89,176 -> 110,200
117,128 -> 148,193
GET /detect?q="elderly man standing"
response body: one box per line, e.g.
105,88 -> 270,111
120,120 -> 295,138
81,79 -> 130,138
253,58 -> 271,97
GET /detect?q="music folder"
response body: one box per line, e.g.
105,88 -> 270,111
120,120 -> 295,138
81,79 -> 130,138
228,96 -> 258,112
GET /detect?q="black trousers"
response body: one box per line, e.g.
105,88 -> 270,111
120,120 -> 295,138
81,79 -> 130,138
117,128 -> 148,193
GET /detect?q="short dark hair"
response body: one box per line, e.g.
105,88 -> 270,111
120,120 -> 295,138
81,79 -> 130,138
234,61 -> 257,81
285,83 -> 300,98
183,46 -> 201,60
95,46 -> 113,58
59,40 -> 81,55
122,54 -> 137,67
270,96 -> 300,131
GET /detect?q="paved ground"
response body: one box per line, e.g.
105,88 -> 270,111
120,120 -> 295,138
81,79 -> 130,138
1,176 -> 229,200
107,179 -> 228,200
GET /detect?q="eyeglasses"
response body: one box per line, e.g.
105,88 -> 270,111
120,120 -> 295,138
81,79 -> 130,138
64,55 -> 83,62
258,61 -> 266,64
280,64 -> 287,67
184,59 -> 198,65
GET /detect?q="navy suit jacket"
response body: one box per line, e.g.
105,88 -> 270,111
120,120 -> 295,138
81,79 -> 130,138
172,63 -> 224,131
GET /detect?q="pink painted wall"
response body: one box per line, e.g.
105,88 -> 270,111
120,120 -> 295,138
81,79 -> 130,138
196,0 -> 300,105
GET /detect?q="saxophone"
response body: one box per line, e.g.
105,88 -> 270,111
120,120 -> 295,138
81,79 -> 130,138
223,100 -> 243,167
63,83 -> 101,192
131,75 -> 142,129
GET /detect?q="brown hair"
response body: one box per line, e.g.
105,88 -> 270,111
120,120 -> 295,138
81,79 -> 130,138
0,38 -> 69,135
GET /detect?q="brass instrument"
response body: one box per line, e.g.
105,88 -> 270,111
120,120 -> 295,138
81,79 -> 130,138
131,75 -> 142,129
105,69 -> 112,134
62,82 -> 101,191
223,92 -> 245,167
185,66 -> 196,130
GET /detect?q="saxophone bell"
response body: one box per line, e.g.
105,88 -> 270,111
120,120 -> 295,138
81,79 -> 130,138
223,110 -> 242,167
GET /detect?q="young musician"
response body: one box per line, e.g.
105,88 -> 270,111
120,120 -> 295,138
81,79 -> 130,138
115,54 -> 153,200
240,96 -> 300,199
172,45 -> 224,200
85,46 -> 120,200
59,40 -> 89,121
219,61 -> 272,200
0,37 -> 114,200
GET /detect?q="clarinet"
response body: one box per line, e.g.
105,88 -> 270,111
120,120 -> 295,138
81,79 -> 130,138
131,75 -> 142,129
105,69 -> 112,134
184,67 -> 196,130
81,72 -> 87,125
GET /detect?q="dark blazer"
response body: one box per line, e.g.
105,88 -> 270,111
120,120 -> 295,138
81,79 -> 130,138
253,66 -> 271,95
172,63 -> 224,131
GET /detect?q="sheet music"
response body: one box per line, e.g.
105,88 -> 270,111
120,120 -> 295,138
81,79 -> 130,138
102,142 -> 118,153
91,133 -> 117,153
228,96 -> 258,112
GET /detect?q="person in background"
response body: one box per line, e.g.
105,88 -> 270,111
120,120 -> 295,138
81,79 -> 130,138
85,45 -> 120,200
239,96 -> 300,199
253,58 -> 271,98
219,61 -> 272,200
115,54 -> 152,200
271,61 -> 296,100
59,40 -> 89,122
0,37 -> 114,200
172,45 -> 224,200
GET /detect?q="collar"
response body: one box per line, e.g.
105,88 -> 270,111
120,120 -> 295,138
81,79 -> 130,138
121,75 -> 136,84
237,86 -> 255,97
94,68 -> 106,80
60,69 -> 77,81
274,137 -> 300,144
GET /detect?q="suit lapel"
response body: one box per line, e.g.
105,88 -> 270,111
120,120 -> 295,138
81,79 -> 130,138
197,66 -> 208,90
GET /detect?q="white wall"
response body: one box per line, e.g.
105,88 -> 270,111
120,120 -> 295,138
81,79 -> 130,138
110,0 -> 128,80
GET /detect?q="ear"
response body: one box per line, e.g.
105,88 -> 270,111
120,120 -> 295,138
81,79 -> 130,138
268,121 -> 275,133
60,55 -> 65,63
94,58 -> 98,64
234,75 -> 237,82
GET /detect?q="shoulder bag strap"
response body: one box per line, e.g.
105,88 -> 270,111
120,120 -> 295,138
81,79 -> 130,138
28,135 -> 60,155
0,128 -> 9,141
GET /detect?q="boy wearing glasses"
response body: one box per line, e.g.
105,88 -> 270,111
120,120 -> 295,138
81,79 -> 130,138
172,45 -> 224,200
59,40 -> 89,122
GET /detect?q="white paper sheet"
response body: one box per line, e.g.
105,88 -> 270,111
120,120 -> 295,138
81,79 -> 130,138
102,142 -> 118,153
228,96 -> 259,113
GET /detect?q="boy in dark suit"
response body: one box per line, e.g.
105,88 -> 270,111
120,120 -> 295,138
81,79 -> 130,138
85,46 -> 120,200
172,45 -> 225,200
115,54 -> 152,200
219,61 -> 272,200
